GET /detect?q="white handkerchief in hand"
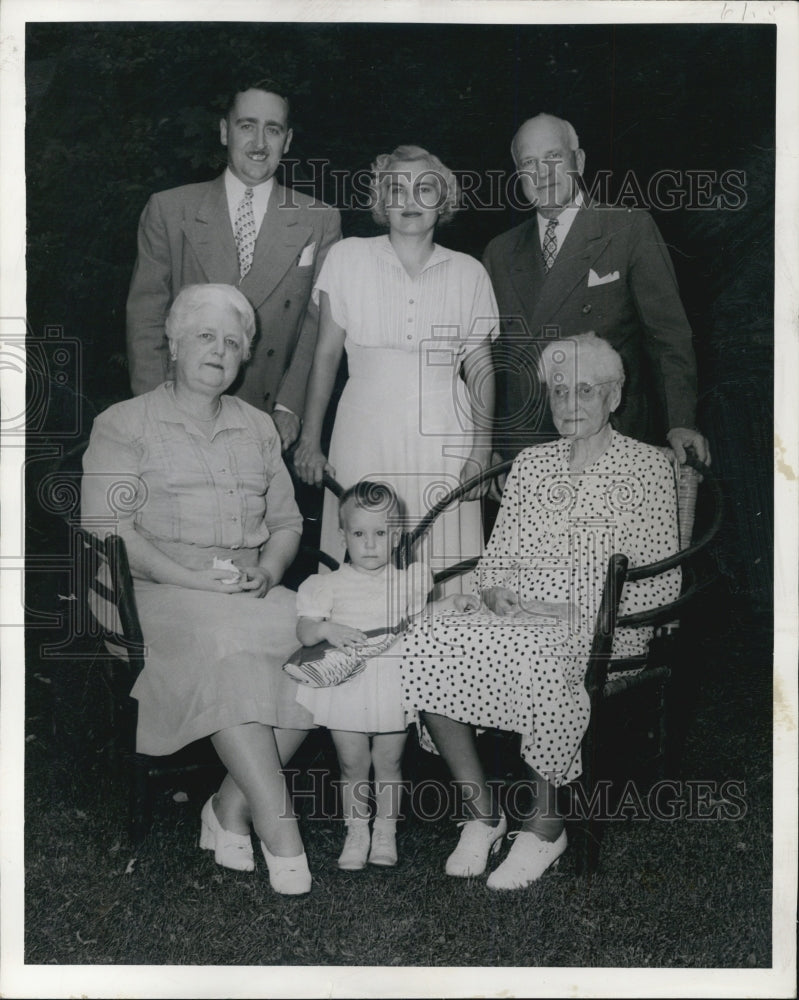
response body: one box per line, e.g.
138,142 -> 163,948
587,267 -> 620,287
298,242 -> 316,267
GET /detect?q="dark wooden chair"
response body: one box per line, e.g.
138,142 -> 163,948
577,453 -> 722,874
72,526 -> 223,843
397,450 -> 722,876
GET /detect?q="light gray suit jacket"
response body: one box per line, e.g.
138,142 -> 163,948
126,173 -> 341,415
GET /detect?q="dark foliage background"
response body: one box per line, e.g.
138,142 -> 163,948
25,20 -> 775,602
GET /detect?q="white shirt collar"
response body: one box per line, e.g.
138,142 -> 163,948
536,189 -> 584,249
375,234 -> 452,272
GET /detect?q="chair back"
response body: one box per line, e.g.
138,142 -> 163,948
584,453 -> 722,698
74,527 -> 146,678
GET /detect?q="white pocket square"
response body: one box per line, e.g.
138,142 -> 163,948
298,242 -> 316,267
587,268 -> 620,287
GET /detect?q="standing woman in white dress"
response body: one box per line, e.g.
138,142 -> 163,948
293,146 -> 498,581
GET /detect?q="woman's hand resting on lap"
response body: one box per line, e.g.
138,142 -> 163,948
482,586 -> 521,616
482,587 -> 570,621
188,568 -> 250,594
236,567 -> 274,598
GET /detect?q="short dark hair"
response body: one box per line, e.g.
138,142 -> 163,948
223,79 -> 291,125
338,481 -> 401,527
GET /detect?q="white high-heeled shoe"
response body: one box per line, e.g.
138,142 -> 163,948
199,795 -> 254,872
445,811 -> 507,877
260,842 -> 312,895
486,829 -> 567,890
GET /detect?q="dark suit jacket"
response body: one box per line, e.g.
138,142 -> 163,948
126,173 -> 341,415
483,203 -> 698,457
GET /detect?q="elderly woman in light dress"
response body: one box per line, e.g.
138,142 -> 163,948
400,331 -> 681,889
82,284 -> 315,895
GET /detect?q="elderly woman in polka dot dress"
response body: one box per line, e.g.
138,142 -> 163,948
401,332 -> 681,889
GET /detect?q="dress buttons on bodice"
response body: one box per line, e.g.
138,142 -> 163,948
582,304 -> 592,315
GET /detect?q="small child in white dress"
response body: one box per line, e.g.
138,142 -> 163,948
295,481 -> 475,870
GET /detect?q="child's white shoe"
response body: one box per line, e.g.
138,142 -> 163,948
368,819 -> 398,867
337,819 -> 371,870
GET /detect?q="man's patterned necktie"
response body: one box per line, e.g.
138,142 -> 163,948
542,217 -> 559,272
234,187 -> 256,279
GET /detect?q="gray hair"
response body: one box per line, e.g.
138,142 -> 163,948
369,145 -> 459,226
511,113 -> 580,164
166,284 -> 256,356
539,332 -> 625,388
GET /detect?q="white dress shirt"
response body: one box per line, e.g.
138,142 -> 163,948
224,169 -> 273,238
536,190 -> 584,261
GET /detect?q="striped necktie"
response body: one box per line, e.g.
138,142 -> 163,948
234,187 -> 256,279
542,218 -> 559,271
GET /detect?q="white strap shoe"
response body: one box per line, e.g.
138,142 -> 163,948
445,812 -> 507,877
199,795 -> 254,871
260,842 -> 312,895
486,829 -> 567,890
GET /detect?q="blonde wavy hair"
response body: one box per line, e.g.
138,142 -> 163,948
369,145 -> 460,227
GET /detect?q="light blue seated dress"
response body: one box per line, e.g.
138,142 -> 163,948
81,382 -> 314,756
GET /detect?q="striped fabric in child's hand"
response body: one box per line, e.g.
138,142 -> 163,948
283,626 -> 405,688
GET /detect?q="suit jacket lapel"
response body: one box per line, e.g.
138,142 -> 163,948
240,184 -> 312,309
182,174 -> 239,284
508,220 -> 547,331
530,205 -> 611,326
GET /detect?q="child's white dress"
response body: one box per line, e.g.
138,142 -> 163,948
295,561 -> 432,733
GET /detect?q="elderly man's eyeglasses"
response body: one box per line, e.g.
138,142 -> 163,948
550,379 -> 618,401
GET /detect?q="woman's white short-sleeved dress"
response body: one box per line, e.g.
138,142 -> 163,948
313,236 -> 498,582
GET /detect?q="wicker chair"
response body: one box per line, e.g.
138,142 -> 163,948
398,450 -> 722,876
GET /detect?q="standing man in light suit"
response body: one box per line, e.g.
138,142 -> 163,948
126,80 -> 342,449
484,113 -> 710,465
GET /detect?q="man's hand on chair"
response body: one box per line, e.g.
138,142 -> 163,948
667,427 -> 711,466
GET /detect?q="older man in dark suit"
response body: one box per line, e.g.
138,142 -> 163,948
484,113 -> 709,464
126,81 -> 341,449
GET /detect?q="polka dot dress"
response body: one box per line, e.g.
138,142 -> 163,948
401,432 -> 681,786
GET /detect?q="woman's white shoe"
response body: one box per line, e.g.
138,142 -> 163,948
445,812 -> 507,877
486,829 -> 567,890
260,842 -> 312,895
199,795 -> 254,871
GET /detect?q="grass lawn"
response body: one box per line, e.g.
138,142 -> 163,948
19,589 -> 776,987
